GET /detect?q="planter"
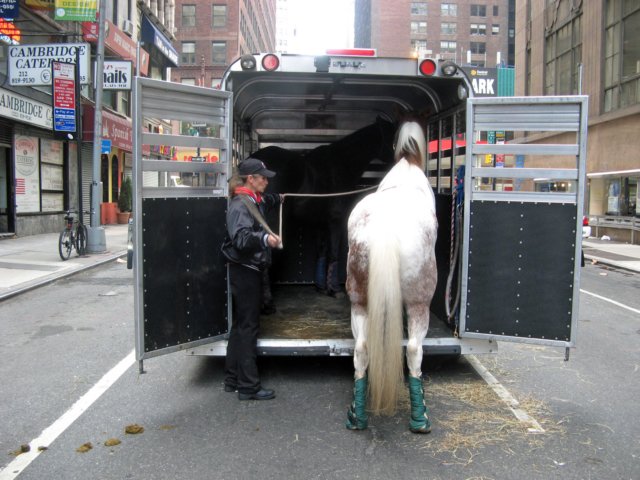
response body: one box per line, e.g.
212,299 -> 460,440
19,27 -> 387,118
101,202 -> 117,225
117,211 -> 131,224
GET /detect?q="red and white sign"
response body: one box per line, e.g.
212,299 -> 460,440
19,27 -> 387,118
14,135 -> 40,213
53,63 -> 75,109
52,61 -> 77,136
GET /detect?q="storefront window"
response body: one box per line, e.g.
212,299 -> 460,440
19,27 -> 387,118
606,178 -> 621,214
13,136 -> 65,214
605,176 -> 638,215
627,177 -> 638,216
40,139 -> 64,212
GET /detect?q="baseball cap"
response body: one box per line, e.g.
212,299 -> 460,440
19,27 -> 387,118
238,158 -> 276,178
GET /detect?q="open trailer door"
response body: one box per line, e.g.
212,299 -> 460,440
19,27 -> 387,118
458,96 -> 588,356
132,78 -> 232,371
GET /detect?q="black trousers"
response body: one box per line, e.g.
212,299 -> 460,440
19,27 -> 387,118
224,263 -> 262,394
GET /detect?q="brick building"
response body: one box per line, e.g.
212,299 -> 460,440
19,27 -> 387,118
172,0 -> 276,88
355,0 -> 514,67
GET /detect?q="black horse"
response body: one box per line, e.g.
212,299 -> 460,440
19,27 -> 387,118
253,117 -> 396,300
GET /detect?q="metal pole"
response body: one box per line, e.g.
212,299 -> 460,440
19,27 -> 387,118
86,0 -> 107,253
578,62 -> 583,94
75,48 -> 84,226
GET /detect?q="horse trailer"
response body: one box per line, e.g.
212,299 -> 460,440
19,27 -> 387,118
131,52 -> 588,372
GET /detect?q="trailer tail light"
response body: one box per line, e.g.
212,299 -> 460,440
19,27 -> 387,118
419,59 -> 437,76
440,60 -> 458,76
325,48 -> 376,57
262,54 -> 280,71
240,54 -> 257,70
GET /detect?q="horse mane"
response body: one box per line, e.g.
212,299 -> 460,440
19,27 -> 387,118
394,121 -> 427,171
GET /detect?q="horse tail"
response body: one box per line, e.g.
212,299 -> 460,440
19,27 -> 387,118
367,230 -> 404,415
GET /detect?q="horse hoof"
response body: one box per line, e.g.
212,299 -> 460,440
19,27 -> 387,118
346,423 -> 368,431
410,425 -> 432,434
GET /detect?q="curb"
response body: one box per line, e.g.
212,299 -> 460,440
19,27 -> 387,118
583,254 -> 640,274
0,251 -> 127,303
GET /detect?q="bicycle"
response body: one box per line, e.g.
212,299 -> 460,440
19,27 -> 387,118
58,210 -> 88,260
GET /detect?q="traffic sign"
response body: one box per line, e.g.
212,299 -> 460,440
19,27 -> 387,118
52,61 -> 77,138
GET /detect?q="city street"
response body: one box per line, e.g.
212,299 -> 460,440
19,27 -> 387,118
0,260 -> 639,480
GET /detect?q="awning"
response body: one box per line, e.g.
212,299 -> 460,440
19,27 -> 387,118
588,169 -> 640,177
83,105 -> 132,152
141,16 -> 178,67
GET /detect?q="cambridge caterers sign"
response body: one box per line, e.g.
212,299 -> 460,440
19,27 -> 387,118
0,87 -> 53,129
8,43 -> 90,86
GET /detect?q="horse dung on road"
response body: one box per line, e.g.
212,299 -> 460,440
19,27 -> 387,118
345,121 -> 438,434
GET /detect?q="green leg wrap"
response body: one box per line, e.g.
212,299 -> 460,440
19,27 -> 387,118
346,376 -> 368,430
408,376 -> 432,434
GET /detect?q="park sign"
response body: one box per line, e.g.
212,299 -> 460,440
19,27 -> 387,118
461,67 -> 498,97
8,43 -> 90,86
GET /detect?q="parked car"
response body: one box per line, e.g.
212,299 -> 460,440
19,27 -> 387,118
581,216 -> 590,267
582,215 -> 591,239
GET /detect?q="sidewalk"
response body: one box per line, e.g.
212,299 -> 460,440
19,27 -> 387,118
583,237 -> 640,273
0,224 -> 129,301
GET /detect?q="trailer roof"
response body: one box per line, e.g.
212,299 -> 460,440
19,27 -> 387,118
226,64 -> 467,147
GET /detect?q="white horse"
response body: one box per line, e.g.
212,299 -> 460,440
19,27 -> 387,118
345,121 -> 438,433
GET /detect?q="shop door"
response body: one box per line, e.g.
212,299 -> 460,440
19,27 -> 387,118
0,147 -> 15,234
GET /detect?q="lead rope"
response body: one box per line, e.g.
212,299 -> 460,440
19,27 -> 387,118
445,181 -> 459,335
445,166 -> 465,336
277,185 -> 378,248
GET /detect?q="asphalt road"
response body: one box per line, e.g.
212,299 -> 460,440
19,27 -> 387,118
0,260 -> 638,479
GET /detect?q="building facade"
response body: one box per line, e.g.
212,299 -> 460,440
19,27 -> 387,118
0,0 -> 175,236
355,0 -> 514,67
171,0 -> 276,89
516,0 -> 640,241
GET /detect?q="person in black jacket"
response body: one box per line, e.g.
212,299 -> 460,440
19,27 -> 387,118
221,157 -> 282,400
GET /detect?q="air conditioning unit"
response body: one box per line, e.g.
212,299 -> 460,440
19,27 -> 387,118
122,20 -> 134,37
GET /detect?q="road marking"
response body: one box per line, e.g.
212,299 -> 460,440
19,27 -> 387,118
466,354 -> 545,434
580,289 -> 640,315
0,350 -> 135,480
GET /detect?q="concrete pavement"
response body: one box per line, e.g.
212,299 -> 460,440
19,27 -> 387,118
0,224 -> 638,302
583,236 -> 640,273
0,224 -> 129,301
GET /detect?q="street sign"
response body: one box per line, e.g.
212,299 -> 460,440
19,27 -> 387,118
101,139 -> 112,154
52,61 -> 77,138
191,156 -> 205,162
